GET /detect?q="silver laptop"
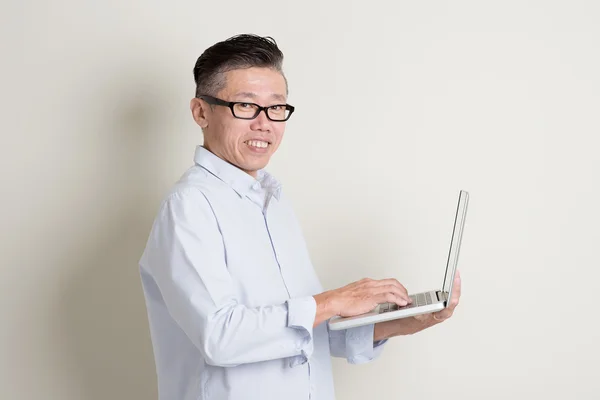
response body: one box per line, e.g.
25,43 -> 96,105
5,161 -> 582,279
328,190 -> 469,331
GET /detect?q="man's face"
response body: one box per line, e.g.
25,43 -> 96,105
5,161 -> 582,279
190,67 -> 288,178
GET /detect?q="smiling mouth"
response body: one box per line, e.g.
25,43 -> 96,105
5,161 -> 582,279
244,139 -> 271,149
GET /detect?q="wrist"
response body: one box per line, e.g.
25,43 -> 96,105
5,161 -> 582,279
315,290 -> 339,315
313,291 -> 339,326
374,320 -> 394,341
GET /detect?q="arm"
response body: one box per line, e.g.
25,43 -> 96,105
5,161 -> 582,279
327,323 -> 388,364
143,189 -> 317,368
313,291 -> 388,364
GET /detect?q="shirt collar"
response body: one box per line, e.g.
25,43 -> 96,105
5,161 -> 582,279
193,145 -> 282,200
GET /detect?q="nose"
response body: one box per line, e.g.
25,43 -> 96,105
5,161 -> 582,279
249,109 -> 271,131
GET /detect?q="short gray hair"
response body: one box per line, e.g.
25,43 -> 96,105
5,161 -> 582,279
193,34 -> 287,97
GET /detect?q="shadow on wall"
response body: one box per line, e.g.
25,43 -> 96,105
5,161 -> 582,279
52,66 -> 177,399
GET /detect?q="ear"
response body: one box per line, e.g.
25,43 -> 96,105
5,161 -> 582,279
190,97 -> 209,129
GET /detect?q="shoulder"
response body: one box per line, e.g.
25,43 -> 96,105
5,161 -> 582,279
154,167 -> 223,227
160,165 -> 227,209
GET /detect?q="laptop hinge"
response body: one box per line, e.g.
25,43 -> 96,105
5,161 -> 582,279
436,291 -> 448,303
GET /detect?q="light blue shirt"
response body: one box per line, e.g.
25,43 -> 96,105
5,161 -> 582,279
139,146 -> 387,400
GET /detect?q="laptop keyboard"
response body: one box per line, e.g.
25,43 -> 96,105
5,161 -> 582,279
379,292 -> 433,313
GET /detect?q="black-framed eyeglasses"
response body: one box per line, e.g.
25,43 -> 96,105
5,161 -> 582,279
198,95 -> 295,122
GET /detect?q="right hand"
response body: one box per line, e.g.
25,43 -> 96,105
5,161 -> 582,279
329,278 -> 411,318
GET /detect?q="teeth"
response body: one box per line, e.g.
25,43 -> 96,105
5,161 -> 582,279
246,140 -> 269,148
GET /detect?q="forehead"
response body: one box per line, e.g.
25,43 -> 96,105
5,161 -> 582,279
219,67 -> 287,101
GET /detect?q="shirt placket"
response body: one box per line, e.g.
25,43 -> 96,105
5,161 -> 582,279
260,190 -> 313,399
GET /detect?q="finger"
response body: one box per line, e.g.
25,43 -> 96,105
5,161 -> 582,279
438,308 -> 453,318
451,272 -> 462,300
432,312 -> 449,322
448,297 -> 459,310
373,279 -> 409,298
374,292 -> 409,306
446,292 -> 460,311
387,291 -> 410,306
373,284 -> 410,303
435,305 -> 455,319
447,288 -> 460,310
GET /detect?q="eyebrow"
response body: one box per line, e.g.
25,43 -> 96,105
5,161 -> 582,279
234,92 -> 287,103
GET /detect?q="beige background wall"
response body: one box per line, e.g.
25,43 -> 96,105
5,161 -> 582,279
2,1 -> 599,399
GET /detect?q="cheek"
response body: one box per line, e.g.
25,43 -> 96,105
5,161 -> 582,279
272,125 -> 286,145
223,123 -> 251,148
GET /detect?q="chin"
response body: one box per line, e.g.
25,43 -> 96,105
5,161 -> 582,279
250,163 -> 269,173
237,160 -> 263,174
248,158 -> 270,170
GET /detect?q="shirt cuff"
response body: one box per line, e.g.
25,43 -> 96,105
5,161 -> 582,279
286,296 -> 317,367
346,323 -> 388,364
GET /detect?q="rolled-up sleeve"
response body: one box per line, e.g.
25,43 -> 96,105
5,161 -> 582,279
142,188 -> 317,368
328,323 -> 388,364
286,296 -> 317,367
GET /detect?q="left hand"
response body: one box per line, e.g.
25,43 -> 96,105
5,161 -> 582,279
374,270 -> 462,339
416,269 -> 461,323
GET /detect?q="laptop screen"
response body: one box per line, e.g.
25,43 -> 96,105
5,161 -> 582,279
441,190 -> 469,302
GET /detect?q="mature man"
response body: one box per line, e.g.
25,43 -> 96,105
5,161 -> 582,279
139,34 -> 461,400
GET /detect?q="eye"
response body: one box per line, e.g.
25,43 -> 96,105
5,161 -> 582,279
238,103 -> 253,109
269,105 -> 282,111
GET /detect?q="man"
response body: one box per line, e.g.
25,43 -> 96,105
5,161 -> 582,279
139,34 -> 461,400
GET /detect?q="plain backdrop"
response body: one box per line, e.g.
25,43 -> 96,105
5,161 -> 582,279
2,1 -> 599,399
